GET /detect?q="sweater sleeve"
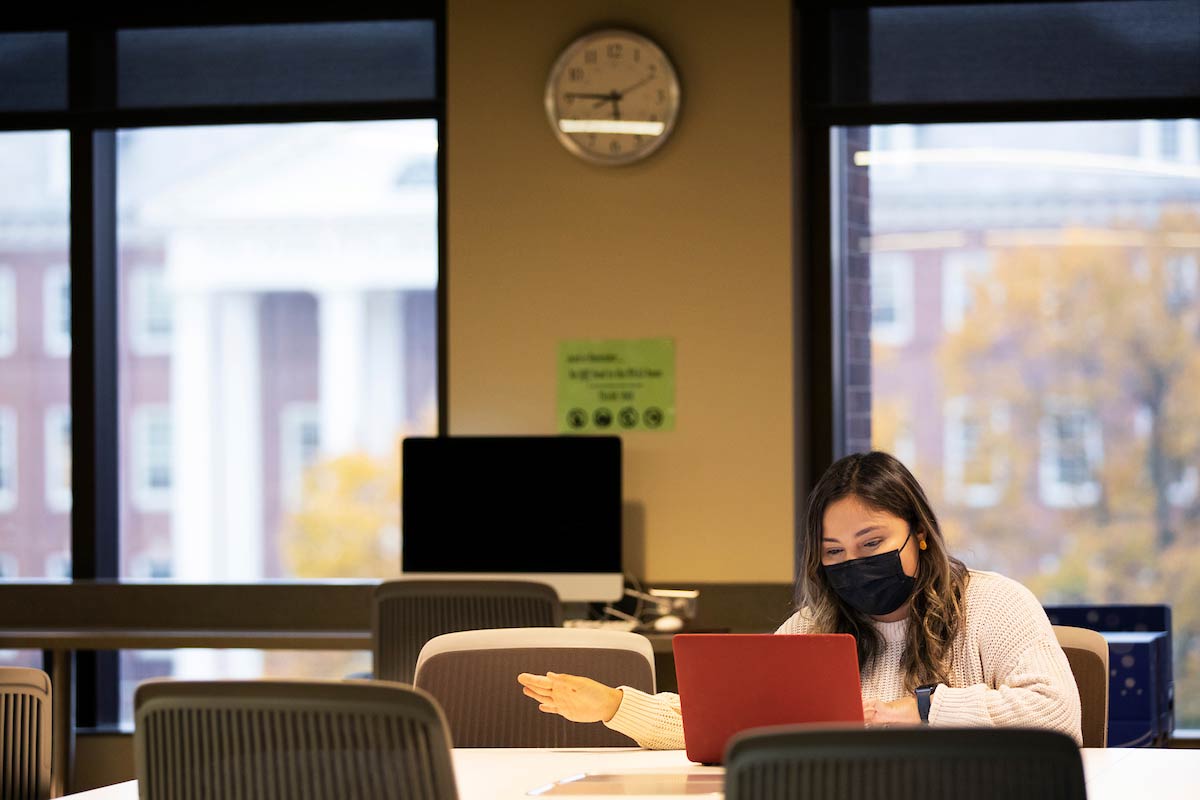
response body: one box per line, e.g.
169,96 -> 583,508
928,576 -> 1083,746
602,687 -> 685,750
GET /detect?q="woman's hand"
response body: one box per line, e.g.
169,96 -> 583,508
862,696 -> 921,727
517,672 -> 624,723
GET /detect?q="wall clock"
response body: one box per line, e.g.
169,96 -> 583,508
544,29 -> 682,165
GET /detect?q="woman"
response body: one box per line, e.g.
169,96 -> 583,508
517,451 -> 1083,748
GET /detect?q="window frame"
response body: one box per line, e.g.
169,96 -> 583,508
42,263 -> 71,357
941,249 -> 995,332
800,5 -> 1200,738
43,404 -> 72,513
1,5 -> 447,733
0,266 -> 15,357
280,401 -> 321,510
796,0 -> 1200,518
127,266 -> 172,356
129,404 -> 171,512
0,407 -> 16,512
943,396 -> 1009,508
868,251 -> 915,346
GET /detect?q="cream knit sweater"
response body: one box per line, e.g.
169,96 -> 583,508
604,570 -> 1083,748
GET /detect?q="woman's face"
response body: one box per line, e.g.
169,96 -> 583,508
820,495 -> 924,577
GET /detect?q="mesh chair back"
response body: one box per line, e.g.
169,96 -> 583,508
415,628 -> 654,747
0,667 -> 52,800
1054,624 -> 1109,747
134,679 -> 458,800
373,580 -> 563,683
725,726 -> 1086,800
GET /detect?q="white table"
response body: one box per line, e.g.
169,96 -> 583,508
61,746 -> 1200,799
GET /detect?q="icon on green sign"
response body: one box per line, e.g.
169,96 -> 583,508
618,407 -> 639,428
593,408 -> 613,428
567,408 -> 588,429
644,407 -> 664,428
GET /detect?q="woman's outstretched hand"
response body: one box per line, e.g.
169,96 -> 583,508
517,672 -> 624,723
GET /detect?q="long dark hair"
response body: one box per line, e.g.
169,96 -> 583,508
796,451 -> 969,691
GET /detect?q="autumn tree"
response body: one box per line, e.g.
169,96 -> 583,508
935,206 -> 1200,724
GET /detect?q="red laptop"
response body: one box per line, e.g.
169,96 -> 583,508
673,633 -> 864,764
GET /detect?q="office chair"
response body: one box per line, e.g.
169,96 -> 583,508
1054,624 -> 1109,747
724,725 -> 1086,800
373,579 -> 563,683
0,667 -> 53,800
414,627 -> 655,747
134,679 -> 458,800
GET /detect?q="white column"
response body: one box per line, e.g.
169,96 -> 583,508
170,290 -> 218,679
1180,120 -> 1199,165
171,291 -> 215,581
215,292 -> 264,678
365,290 -> 406,456
215,292 -> 263,581
319,290 -> 367,454
170,290 -> 265,679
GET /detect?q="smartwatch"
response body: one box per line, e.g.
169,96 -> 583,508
915,683 -> 938,724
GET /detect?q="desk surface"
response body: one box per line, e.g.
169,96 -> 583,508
60,746 -> 1200,800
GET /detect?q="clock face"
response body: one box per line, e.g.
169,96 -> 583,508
544,29 -> 681,166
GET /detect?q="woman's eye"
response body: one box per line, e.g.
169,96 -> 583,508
825,548 -> 843,557
865,539 -> 882,548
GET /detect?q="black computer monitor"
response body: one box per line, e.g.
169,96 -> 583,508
400,435 -> 623,602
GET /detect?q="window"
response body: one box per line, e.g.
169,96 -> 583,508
1039,405 -> 1103,508
44,552 -> 70,579
0,554 -> 16,578
870,252 -> 914,346
4,11 -> 442,731
831,118 -> 1200,728
1165,254 -> 1199,310
0,267 -> 15,357
0,408 -> 16,512
42,264 -> 70,356
815,0 -> 1200,733
118,121 -> 436,587
44,406 -> 71,512
128,550 -> 172,579
1165,460 -> 1198,507
128,267 -> 173,355
871,398 -> 916,469
131,406 -> 171,512
942,251 -> 995,332
943,397 -> 1008,508
281,403 -> 321,509
0,130 -> 70,575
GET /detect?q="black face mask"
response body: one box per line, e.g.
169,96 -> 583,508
822,531 -> 916,617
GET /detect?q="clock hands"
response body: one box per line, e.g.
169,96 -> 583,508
563,92 -> 617,101
615,73 -> 656,96
564,71 -> 656,112
563,90 -> 622,118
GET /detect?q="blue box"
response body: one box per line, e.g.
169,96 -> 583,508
1104,632 -> 1167,746
1044,604 -> 1174,746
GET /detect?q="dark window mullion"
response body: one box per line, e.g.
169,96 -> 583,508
67,27 -> 120,732
811,97 -> 1200,127
434,5 -> 448,435
795,5 -> 837,577
0,100 -> 445,133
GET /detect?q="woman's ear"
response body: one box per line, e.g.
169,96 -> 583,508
918,531 -> 928,551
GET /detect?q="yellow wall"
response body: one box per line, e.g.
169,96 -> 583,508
447,0 -> 795,582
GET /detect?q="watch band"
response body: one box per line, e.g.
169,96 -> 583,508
915,683 -> 937,723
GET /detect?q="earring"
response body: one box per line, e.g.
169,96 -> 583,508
919,540 -> 928,551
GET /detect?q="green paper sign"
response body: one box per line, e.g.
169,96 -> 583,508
558,338 -> 675,433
